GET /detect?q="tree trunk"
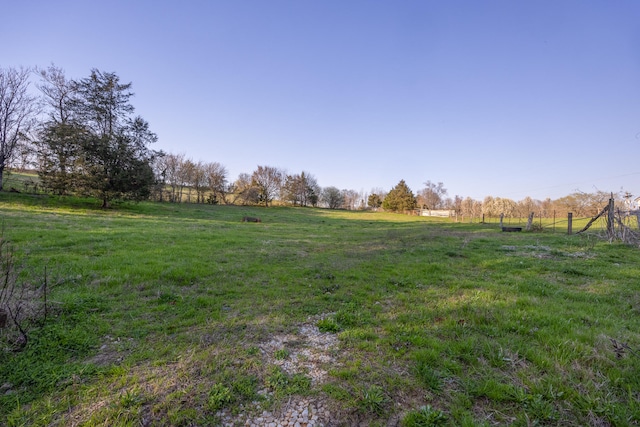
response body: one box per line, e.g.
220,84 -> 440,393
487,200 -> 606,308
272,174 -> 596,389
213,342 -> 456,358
0,165 -> 4,191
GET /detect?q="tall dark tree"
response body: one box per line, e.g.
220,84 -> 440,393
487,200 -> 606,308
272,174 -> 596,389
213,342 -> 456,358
0,67 -> 38,190
305,173 -> 320,207
37,123 -> 86,194
36,65 -> 84,195
71,69 -> 158,207
368,193 -> 383,210
382,180 -> 417,212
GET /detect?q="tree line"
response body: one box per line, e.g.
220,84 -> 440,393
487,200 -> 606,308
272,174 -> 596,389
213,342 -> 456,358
0,66 -> 629,217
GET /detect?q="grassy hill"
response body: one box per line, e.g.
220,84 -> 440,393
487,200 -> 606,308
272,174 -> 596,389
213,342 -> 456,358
0,193 -> 638,426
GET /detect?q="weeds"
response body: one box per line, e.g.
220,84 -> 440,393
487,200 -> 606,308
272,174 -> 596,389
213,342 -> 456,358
207,383 -> 233,411
119,388 -> 143,409
274,348 -> 289,360
265,366 -> 312,398
0,228 -> 50,351
316,317 -> 340,333
356,384 -> 387,414
402,405 -> 447,426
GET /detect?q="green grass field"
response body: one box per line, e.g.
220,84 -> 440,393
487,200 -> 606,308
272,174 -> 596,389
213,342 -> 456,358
0,192 -> 638,426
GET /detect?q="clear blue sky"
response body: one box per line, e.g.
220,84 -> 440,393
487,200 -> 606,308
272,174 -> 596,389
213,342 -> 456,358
3,0 -> 640,200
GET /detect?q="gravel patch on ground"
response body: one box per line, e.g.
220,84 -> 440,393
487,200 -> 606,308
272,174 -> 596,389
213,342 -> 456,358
216,315 -> 342,426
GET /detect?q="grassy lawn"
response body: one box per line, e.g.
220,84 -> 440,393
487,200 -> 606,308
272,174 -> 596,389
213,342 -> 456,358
0,193 -> 638,426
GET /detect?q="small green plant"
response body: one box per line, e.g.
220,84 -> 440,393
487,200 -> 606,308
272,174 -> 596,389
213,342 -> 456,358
414,357 -> 443,392
274,348 -> 289,360
119,388 -> 142,409
208,383 -> 232,411
402,405 -> 447,426
157,292 -> 178,304
231,376 -> 258,401
265,367 -> 289,391
357,385 -> 387,414
265,367 -> 311,397
317,317 -> 341,333
335,302 -> 364,327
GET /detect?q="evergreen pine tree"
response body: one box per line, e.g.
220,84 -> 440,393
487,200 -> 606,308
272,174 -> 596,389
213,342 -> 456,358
382,180 -> 417,212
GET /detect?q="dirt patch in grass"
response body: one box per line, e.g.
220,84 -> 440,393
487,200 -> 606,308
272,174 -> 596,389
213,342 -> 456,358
85,335 -> 135,367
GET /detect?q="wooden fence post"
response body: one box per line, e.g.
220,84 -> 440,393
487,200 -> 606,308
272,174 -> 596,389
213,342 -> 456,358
568,213 -> 573,235
526,212 -> 534,231
607,195 -> 614,238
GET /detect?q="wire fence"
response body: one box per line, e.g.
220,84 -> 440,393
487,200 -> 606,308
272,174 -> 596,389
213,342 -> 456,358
458,213 -> 639,235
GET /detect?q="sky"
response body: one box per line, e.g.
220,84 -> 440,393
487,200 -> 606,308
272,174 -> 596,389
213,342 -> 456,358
3,0 -> 640,201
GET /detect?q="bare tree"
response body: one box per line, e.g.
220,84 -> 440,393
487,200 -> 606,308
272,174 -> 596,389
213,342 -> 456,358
342,189 -> 360,210
232,172 -> 259,205
37,65 -> 74,124
251,165 -> 283,207
540,197 -> 553,218
482,196 -> 495,218
461,197 -> 478,222
517,196 -> 538,219
553,191 -> 611,217
204,161 -> 228,204
0,67 -> 39,190
472,199 -> 483,220
179,158 -> 196,203
321,186 -> 343,209
486,197 -> 516,219
452,195 -> 463,218
164,152 -> 185,202
192,161 -> 207,203
418,181 -> 447,210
